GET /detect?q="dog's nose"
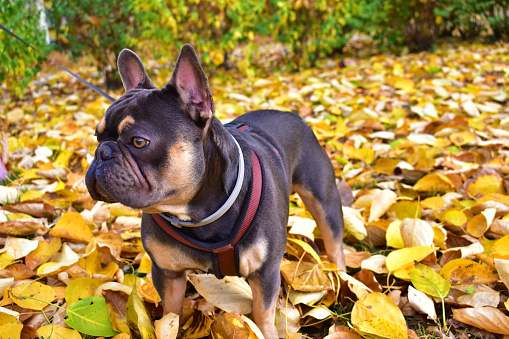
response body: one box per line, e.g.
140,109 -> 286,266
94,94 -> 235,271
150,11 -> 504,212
98,144 -> 113,161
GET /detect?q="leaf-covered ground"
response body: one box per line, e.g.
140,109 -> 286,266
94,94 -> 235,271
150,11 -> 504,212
1,41 -> 509,339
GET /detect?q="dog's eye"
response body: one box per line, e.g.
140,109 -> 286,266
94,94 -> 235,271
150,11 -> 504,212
132,137 -> 149,148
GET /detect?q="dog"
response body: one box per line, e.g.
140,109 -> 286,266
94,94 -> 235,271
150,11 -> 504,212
85,44 -> 346,338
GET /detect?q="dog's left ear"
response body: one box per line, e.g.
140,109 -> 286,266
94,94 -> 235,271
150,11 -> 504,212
169,44 -> 215,120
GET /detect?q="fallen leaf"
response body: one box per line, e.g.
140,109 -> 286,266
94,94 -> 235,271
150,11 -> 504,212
408,286 -> 437,320
0,312 -> 23,339
342,207 -> 367,240
37,325 -> 82,339
154,312 -> 179,339
400,218 -> 434,247
368,189 -> 397,222
453,307 -> 509,334
188,274 -> 253,314
351,292 -> 408,338
49,212 -> 94,242
10,281 -> 56,310
440,259 -> 499,284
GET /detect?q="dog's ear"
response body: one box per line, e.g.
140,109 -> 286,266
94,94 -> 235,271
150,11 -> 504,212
169,44 -> 215,120
118,49 -> 157,91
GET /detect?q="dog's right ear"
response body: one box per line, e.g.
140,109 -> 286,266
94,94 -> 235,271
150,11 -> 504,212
118,49 -> 157,91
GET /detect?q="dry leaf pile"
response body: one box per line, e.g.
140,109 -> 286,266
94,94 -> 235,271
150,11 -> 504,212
1,41 -> 509,338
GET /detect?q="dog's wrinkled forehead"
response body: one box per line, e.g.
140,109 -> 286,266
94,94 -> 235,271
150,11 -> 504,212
96,89 -> 150,135
97,88 -> 176,137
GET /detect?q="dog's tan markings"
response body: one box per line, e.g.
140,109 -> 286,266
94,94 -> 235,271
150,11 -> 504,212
238,239 -> 268,277
144,141 -> 201,218
248,275 -> 279,339
96,117 -> 106,134
118,116 -> 135,135
293,184 -> 346,270
145,237 -> 210,272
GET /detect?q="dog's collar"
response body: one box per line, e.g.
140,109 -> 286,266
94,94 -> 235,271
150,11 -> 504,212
158,133 -> 245,228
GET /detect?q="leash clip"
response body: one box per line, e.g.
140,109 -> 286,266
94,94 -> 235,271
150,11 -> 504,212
170,216 -> 183,228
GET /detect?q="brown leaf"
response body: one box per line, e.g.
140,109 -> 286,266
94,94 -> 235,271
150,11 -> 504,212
211,312 -> 250,339
0,264 -> 35,280
0,219 -> 46,236
3,200 -> 55,218
453,307 -> 509,334
103,288 -> 130,334
280,260 -> 332,292
25,237 -> 61,270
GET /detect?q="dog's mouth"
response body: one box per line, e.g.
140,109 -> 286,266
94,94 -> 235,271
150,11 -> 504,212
87,176 -> 117,203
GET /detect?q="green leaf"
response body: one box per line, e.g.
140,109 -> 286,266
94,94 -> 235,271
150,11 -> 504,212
126,279 -> 156,339
411,263 -> 451,299
65,296 -> 119,337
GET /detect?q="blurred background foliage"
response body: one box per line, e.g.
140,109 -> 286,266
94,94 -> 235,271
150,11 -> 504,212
2,0 -> 509,97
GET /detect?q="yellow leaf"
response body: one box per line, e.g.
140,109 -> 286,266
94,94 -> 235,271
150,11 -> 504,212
343,145 -> 375,164
440,209 -> 467,227
83,248 -> 119,277
414,173 -> 455,192
280,260 -> 331,292
440,259 -> 499,284
449,131 -> 477,146
10,281 -> 56,310
50,212 -> 94,241
386,220 -> 404,249
342,207 -> 367,241
86,233 -> 124,261
137,280 -> 160,304
393,77 -> 415,92
65,277 -> 109,306
392,200 -> 422,220
466,208 -> 496,237
386,246 -> 438,272
37,244 -> 80,276
351,292 -> 407,338
421,196 -> 445,210
0,313 -> 23,339
493,235 -> 509,259
0,253 -> 15,269
20,190 -> 43,202
465,171 -> 504,199
25,236 -> 62,270
137,253 -> 152,274
287,238 -> 322,264
37,325 -> 82,339
18,168 -> 42,180
53,149 -> 74,168
373,158 -> 400,175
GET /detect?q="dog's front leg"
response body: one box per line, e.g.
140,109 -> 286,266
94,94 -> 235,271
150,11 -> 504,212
151,264 -> 187,324
248,266 -> 280,339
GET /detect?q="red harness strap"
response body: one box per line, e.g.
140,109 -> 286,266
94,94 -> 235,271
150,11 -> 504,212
151,149 -> 262,277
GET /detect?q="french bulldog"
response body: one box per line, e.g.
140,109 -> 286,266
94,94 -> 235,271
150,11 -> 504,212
85,44 -> 346,338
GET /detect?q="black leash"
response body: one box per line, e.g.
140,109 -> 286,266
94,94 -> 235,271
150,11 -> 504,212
0,23 -> 116,102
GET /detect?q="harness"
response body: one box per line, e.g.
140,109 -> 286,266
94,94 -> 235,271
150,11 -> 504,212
151,123 -> 263,278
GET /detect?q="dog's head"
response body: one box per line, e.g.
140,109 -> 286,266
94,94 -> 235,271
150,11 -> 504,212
85,45 -> 216,216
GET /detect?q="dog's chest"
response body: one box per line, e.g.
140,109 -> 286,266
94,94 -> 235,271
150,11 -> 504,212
144,235 -> 268,277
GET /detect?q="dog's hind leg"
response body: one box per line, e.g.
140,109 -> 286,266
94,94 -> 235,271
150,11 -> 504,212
292,150 -> 346,270
293,183 -> 346,270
